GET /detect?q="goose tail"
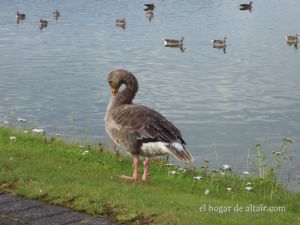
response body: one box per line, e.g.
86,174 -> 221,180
165,142 -> 194,164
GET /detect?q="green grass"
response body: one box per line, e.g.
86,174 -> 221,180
0,126 -> 299,225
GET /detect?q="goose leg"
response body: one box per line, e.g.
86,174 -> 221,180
120,155 -> 139,181
142,158 -> 150,181
132,156 -> 139,181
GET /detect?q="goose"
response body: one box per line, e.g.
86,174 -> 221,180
40,19 -> 48,26
240,1 -> 253,10
116,18 -> 126,27
211,37 -> 227,47
285,34 -> 298,43
53,9 -> 60,18
16,11 -> 26,19
144,3 -> 155,11
39,19 -> 48,29
164,37 -> 184,47
105,69 -> 193,181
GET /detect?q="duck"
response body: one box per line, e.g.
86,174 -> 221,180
164,37 -> 184,47
144,3 -> 155,11
53,9 -> 60,18
116,18 -> 126,27
105,69 -> 193,181
16,11 -> 26,19
285,34 -> 298,43
211,37 -> 227,47
240,1 -> 253,10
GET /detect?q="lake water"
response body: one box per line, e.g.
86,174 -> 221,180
0,0 -> 299,189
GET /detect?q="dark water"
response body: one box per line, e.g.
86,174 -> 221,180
0,0 -> 299,189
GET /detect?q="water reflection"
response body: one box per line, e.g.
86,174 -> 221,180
146,10 -> 154,22
286,42 -> 298,49
213,45 -> 227,54
164,44 -> 186,53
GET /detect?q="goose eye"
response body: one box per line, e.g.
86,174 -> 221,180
109,80 -> 112,85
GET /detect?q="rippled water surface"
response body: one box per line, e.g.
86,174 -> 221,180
1,0 -> 299,188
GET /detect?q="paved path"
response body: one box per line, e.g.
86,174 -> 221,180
0,190 -> 114,225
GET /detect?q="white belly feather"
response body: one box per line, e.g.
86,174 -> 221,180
140,141 -> 184,157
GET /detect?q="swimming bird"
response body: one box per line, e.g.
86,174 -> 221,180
144,3 -> 155,11
285,34 -> 298,43
240,1 -> 253,10
53,9 -> 60,18
39,19 -> 48,29
211,37 -> 227,47
16,11 -> 26,19
116,18 -> 126,27
105,69 -> 193,181
164,37 -> 184,47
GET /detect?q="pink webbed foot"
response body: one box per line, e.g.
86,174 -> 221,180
119,174 -> 139,181
119,155 -> 140,181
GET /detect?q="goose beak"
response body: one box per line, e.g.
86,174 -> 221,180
111,88 -> 118,96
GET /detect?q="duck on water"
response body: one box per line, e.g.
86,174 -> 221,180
105,69 -> 193,181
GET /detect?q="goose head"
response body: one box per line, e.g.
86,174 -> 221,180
108,71 -> 123,95
108,69 -> 135,96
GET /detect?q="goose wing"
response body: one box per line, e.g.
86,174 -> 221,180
164,39 -> 180,44
106,104 -> 185,147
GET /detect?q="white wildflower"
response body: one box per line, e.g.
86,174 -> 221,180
10,136 -> 17,142
193,176 -> 203,181
204,189 -> 210,195
226,187 -> 232,191
178,167 -> 186,173
245,186 -> 253,191
223,164 -> 231,171
246,182 -> 252,186
32,128 -> 44,134
243,171 -> 249,175
82,150 -> 89,155
168,170 -> 176,175
165,163 -> 174,166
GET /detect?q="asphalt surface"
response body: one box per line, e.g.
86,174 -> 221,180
0,190 -> 114,225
